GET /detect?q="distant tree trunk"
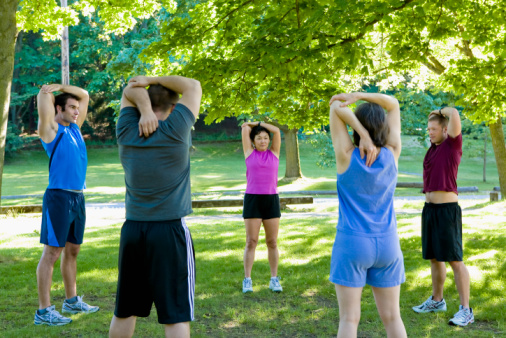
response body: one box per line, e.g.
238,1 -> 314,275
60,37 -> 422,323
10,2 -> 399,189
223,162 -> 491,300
283,127 -> 302,180
489,116 -> 506,199
0,0 -> 18,205
483,133 -> 486,182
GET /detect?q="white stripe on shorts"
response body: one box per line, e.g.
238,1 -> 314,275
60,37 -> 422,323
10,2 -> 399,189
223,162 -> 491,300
181,218 -> 195,321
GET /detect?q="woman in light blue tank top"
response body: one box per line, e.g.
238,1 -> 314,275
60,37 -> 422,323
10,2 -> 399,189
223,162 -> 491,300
328,92 -> 407,337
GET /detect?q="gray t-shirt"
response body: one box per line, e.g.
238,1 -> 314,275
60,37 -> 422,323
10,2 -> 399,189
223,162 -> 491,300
117,104 -> 195,221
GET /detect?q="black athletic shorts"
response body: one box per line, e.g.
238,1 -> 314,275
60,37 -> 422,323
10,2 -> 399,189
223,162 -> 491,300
40,189 -> 86,247
242,193 -> 281,219
114,219 -> 195,324
421,202 -> 463,262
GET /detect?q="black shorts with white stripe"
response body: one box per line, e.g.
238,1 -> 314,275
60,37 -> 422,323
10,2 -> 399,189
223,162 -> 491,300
114,218 -> 195,324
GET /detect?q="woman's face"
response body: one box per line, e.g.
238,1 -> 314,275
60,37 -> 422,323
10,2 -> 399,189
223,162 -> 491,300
253,131 -> 270,151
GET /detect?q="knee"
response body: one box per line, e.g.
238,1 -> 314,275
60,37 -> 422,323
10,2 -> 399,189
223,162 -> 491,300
449,261 -> 467,273
340,312 -> 361,326
41,249 -> 62,264
378,309 -> 399,326
245,238 -> 258,250
265,238 -> 278,249
65,245 -> 80,258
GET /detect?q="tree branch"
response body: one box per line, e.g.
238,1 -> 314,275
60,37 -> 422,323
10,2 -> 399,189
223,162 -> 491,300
203,0 -> 256,35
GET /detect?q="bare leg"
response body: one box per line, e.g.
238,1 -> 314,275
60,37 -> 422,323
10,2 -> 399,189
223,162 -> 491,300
335,284 -> 363,338
61,242 -> 80,299
164,322 -> 190,338
449,261 -> 470,308
243,218 -> 262,278
262,218 -> 280,277
109,315 -> 136,338
37,245 -> 64,309
372,285 -> 407,338
430,259 -> 446,301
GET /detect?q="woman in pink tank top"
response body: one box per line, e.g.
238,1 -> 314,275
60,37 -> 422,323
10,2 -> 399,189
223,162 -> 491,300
240,121 -> 283,293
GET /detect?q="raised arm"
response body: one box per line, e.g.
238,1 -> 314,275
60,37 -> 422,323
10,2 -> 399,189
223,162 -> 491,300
121,84 -> 158,137
241,123 -> 254,158
429,107 -> 461,138
128,75 -> 202,118
37,84 -> 89,142
329,101 -> 376,172
330,92 -> 401,160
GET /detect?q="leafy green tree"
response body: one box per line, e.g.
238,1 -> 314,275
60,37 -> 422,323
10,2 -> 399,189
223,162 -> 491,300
377,0 -> 506,198
142,0 -> 416,179
0,0 -> 171,202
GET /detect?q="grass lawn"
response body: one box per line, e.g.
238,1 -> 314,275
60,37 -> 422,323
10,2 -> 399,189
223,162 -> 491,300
0,136 -> 500,206
0,200 -> 504,337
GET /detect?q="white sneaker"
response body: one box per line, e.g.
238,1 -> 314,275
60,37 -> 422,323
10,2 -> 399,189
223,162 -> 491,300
412,296 -> 447,313
269,277 -> 283,292
449,305 -> 474,326
242,278 -> 253,293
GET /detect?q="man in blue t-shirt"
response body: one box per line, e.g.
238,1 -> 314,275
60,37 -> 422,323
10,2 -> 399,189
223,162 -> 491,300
35,84 -> 99,326
109,75 -> 202,338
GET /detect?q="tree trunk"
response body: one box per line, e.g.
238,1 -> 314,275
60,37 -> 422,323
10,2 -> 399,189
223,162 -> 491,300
489,116 -> 506,199
283,128 -> 302,180
0,0 -> 18,205
483,132 -> 486,183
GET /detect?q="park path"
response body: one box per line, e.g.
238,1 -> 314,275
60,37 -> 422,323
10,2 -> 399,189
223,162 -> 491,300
0,195 -> 494,237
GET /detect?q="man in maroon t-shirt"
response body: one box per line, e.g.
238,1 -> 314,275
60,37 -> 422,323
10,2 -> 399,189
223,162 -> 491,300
412,107 -> 474,327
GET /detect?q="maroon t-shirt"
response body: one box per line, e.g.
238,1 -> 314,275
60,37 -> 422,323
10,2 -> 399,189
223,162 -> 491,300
422,133 -> 463,194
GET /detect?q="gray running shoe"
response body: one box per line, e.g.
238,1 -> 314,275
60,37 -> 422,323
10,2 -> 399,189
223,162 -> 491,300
412,296 -> 447,313
269,276 -> 283,292
449,305 -> 474,326
34,305 -> 72,326
243,278 -> 253,293
62,295 -> 99,314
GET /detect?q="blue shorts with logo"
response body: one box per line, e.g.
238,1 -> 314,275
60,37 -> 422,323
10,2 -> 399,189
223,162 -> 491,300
40,189 -> 86,248
330,231 -> 405,288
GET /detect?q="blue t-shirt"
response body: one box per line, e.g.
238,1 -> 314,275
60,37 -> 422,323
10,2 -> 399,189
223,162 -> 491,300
116,104 -> 195,221
336,147 -> 398,237
41,123 -> 87,190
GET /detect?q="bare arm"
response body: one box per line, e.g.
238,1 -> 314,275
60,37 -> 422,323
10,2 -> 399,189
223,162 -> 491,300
330,92 -> 401,158
128,75 -> 202,118
37,86 -> 58,143
37,84 -> 89,141
329,101 -> 376,170
241,123 -> 254,158
121,84 -> 158,137
430,107 -> 461,138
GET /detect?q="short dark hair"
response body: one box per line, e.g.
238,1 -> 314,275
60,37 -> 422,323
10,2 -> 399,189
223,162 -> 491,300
249,125 -> 271,142
352,102 -> 389,148
148,85 -> 179,112
428,114 -> 448,128
54,93 -> 79,112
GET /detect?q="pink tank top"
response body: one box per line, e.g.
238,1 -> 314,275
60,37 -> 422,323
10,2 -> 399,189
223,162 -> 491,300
245,149 -> 279,194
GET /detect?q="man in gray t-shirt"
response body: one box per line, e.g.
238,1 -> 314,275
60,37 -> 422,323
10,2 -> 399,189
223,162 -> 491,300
110,75 -> 202,338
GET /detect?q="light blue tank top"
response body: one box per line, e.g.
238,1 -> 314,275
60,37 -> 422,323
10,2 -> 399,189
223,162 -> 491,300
41,123 -> 87,190
336,147 -> 397,237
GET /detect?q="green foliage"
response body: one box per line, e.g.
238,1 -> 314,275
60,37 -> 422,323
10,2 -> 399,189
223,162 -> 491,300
5,124 -> 24,159
379,0 -> 506,123
142,0 -> 416,129
308,132 -> 335,168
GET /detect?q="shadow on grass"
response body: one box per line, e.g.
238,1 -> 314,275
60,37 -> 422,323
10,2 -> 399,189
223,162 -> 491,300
0,213 -> 504,337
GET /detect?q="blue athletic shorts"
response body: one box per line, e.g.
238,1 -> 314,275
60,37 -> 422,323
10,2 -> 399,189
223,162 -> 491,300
40,189 -> 86,247
329,231 -> 405,288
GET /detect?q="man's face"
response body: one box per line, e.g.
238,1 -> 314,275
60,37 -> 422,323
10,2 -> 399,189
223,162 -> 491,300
58,98 -> 80,124
427,120 -> 447,145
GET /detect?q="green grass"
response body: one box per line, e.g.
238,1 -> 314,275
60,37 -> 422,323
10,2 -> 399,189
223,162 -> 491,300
1,135 -> 500,206
0,200 -> 504,337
